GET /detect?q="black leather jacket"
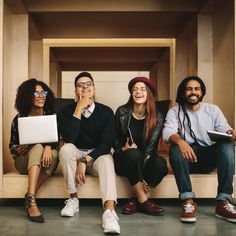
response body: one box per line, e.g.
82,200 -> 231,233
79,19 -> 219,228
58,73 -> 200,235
113,104 -> 163,158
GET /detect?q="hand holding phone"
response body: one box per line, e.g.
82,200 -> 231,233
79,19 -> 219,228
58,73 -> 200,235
122,136 -> 137,152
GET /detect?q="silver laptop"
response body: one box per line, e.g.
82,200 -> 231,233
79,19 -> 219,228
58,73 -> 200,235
18,114 -> 58,145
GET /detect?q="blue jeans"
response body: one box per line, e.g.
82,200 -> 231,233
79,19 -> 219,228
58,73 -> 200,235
169,141 -> 235,201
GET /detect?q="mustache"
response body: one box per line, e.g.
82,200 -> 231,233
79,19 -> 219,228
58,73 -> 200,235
188,94 -> 198,97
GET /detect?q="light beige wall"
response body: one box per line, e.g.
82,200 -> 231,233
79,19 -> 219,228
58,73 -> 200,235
29,40 -> 43,80
175,17 -> 197,102
3,5 -> 29,172
213,0 -> 234,126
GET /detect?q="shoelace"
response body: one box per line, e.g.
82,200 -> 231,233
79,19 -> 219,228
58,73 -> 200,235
105,211 -> 119,222
64,198 -> 76,207
183,203 -> 195,213
224,203 -> 236,213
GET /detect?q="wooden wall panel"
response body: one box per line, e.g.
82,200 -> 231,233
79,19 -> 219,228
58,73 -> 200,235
213,0 -> 234,126
3,8 -> 29,173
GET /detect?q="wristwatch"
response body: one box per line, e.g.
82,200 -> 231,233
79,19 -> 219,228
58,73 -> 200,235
79,156 -> 87,164
80,156 -> 94,165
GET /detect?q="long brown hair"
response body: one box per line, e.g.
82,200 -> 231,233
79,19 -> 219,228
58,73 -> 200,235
145,86 -> 157,141
125,86 -> 157,141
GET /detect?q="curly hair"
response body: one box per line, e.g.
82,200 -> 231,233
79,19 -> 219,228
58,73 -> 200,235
15,78 -> 55,115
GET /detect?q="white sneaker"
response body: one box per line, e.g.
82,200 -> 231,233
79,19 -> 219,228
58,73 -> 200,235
61,198 -> 79,217
102,209 -> 120,234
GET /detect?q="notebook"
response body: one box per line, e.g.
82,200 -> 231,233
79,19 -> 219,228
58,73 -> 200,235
207,130 -> 232,142
18,114 -> 58,145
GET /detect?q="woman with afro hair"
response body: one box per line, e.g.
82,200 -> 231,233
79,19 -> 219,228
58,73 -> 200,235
9,78 -> 59,223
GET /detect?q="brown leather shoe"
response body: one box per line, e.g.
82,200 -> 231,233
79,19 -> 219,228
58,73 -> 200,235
138,199 -> 164,216
181,199 -> 197,223
122,198 -> 138,215
215,200 -> 236,223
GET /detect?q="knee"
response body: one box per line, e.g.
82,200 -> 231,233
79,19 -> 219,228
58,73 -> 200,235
96,154 -> 114,169
125,149 -> 143,164
30,144 -> 44,154
59,143 -> 76,162
217,142 -> 235,163
169,144 -> 184,164
149,156 -> 168,176
218,141 -> 234,154
34,143 -> 44,150
28,144 -> 44,162
156,157 -> 168,175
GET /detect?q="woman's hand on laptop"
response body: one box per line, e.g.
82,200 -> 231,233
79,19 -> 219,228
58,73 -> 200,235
41,145 -> 52,167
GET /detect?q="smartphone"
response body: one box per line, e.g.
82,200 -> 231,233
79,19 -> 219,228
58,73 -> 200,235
128,128 -> 134,145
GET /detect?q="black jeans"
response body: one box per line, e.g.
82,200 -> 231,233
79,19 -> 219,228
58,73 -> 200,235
169,141 -> 235,201
114,148 -> 168,188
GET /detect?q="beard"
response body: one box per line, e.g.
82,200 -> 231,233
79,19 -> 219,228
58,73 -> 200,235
184,94 -> 202,106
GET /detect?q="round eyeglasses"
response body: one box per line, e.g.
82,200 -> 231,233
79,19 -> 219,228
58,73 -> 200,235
33,91 -> 48,97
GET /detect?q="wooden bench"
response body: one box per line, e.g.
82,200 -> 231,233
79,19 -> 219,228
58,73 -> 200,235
2,168 -> 219,199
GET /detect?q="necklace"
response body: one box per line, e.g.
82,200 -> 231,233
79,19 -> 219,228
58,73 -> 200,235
132,112 -> 146,120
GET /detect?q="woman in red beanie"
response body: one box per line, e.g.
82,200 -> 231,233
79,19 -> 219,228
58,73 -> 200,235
113,77 -> 168,216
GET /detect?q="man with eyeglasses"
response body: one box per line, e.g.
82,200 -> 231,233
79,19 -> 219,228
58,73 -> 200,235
58,71 -> 120,234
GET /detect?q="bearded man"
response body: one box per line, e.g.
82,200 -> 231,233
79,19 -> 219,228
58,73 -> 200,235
163,76 -> 236,223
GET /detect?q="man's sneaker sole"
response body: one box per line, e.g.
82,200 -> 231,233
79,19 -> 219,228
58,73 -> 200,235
181,217 -> 196,223
215,213 -> 236,223
61,208 -> 79,217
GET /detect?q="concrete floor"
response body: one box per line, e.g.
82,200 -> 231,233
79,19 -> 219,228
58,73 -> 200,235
0,199 -> 236,236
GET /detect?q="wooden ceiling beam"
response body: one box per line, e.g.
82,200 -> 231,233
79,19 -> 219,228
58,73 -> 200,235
39,26 -> 179,39
51,48 -> 168,62
60,62 -> 154,71
27,0 -> 203,13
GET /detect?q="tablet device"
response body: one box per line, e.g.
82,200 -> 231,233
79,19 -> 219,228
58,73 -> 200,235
207,130 -> 232,142
18,115 -> 58,145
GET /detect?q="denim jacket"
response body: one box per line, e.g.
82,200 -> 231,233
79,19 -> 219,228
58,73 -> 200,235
113,104 -> 164,158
